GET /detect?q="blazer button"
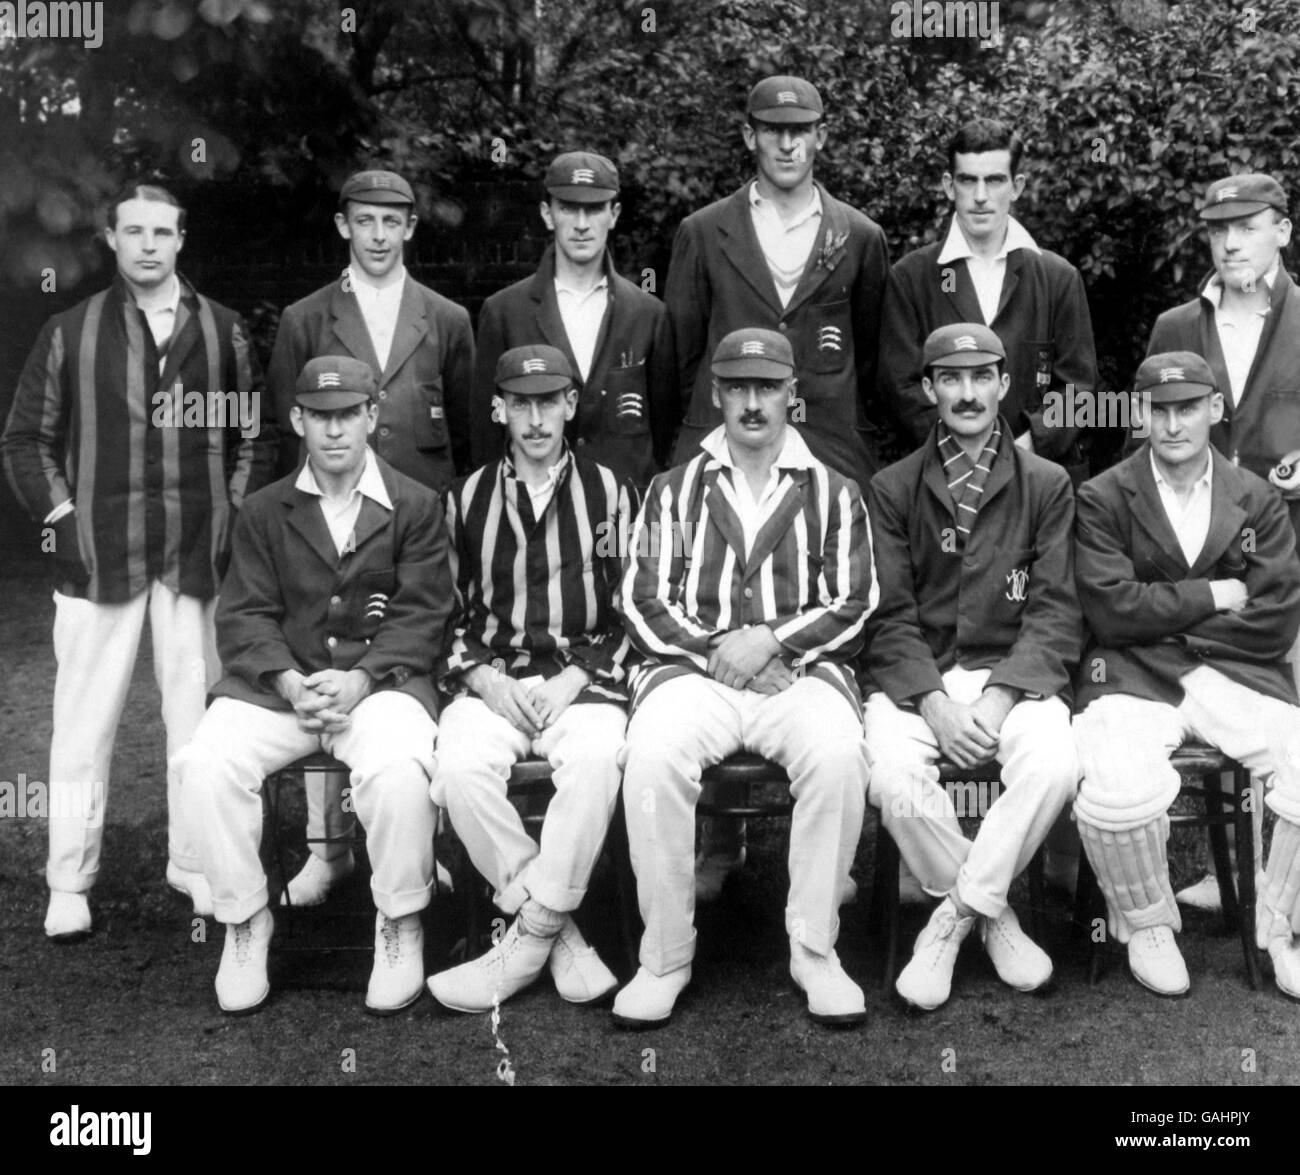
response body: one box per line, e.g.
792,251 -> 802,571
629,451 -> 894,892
326,636 -> 338,649
378,390 -> 388,401
379,426 -> 390,437
743,587 -> 754,599
577,437 -> 587,446
330,595 -> 342,606
778,322 -> 788,331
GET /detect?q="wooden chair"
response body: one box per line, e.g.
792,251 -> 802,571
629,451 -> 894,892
866,759 -> 1046,989
1076,741 -> 1263,990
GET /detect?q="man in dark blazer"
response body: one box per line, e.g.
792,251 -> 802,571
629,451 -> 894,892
1072,352 -> 1300,1000
864,324 -> 1081,1012
171,357 -> 454,1016
1145,173 -> 1298,911
266,168 -> 473,903
878,118 -> 1097,476
1146,174 -> 1299,535
470,151 -> 676,491
666,74 -> 891,495
268,169 -> 475,492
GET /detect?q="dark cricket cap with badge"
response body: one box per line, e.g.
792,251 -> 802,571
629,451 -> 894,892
338,168 -> 415,207
544,151 -> 620,203
495,344 -> 575,395
922,323 -> 1007,369
711,328 -> 795,379
1134,351 -> 1218,403
295,356 -> 377,409
1199,173 -> 1288,221
747,75 -> 824,124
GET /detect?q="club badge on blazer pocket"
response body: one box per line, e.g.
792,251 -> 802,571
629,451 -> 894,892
604,361 -> 649,435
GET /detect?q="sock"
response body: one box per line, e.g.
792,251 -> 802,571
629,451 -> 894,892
518,897 -> 564,939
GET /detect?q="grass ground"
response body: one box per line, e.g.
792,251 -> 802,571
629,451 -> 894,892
2,547 -> 1298,1087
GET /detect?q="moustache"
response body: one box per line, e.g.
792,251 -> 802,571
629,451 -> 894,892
739,412 -> 767,426
522,431 -> 551,441
952,403 -> 985,414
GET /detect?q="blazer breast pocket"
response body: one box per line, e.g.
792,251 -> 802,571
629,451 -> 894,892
358,568 -> 396,636
602,362 -> 650,436
411,379 -> 449,451
806,299 -> 850,375
994,546 -> 1036,619
1019,340 -> 1055,402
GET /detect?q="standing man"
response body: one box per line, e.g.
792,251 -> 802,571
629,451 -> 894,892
667,75 -> 891,493
269,168 -> 475,491
879,117 -> 1097,477
470,151 -> 676,491
863,324 -> 1081,1012
172,356 -> 453,1014
267,168 -> 474,904
426,344 -> 635,1014
2,182 -> 276,940
615,328 -> 875,1029
667,75 -> 890,897
1072,352 -> 1300,998
1146,173 -> 1298,911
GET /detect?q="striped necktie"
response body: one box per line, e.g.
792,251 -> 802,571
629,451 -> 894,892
937,421 -> 1001,543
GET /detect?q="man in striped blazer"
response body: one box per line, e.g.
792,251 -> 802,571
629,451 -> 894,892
426,344 -> 636,1014
2,182 -> 277,941
615,327 -> 876,1028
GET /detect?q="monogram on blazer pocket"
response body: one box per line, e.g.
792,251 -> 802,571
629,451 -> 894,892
998,546 -> 1036,610
358,568 -> 395,634
807,299 -> 850,375
602,363 -> 650,436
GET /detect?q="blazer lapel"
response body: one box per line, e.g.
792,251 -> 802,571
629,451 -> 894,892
1242,267 -> 1294,394
781,186 -> 843,318
921,436 -> 957,520
380,278 -> 430,385
1188,454 -> 1248,578
531,248 -> 584,378
941,257 -> 985,325
283,484 -> 341,571
349,494 -> 392,554
744,471 -> 808,572
1124,449 -> 1191,578
157,290 -> 200,393
717,185 -> 785,315
329,278 -> 381,372
991,251 -> 1022,325
701,467 -> 748,567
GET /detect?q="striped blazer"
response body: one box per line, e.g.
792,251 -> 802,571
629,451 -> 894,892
441,447 -> 636,705
622,427 -> 877,712
2,275 -> 276,603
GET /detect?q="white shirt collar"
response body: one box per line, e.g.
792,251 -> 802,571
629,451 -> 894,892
1149,448 -> 1213,493
1201,257 -> 1279,310
554,273 -> 609,297
700,424 -> 817,471
749,181 -> 824,229
347,264 -> 406,299
937,215 -> 1041,265
296,445 -> 392,509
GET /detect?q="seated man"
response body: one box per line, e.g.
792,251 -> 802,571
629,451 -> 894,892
171,356 -> 453,1015
864,323 -> 1080,1012
1072,352 -> 1300,998
616,328 -> 874,1028
426,345 -> 636,1013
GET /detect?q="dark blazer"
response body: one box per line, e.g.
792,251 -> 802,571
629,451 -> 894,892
665,181 -> 891,492
865,421 -> 1082,705
268,271 -> 475,493
1146,266 -> 1300,537
470,245 -> 677,490
211,455 -> 455,719
878,228 -> 1098,465
1073,444 -> 1300,710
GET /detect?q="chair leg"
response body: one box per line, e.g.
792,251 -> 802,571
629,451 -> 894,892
608,790 -> 641,978
1071,851 -> 1108,984
1234,767 -> 1265,991
1026,848 -> 1046,942
1204,773 -> 1239,934
875,830 -> 901,991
